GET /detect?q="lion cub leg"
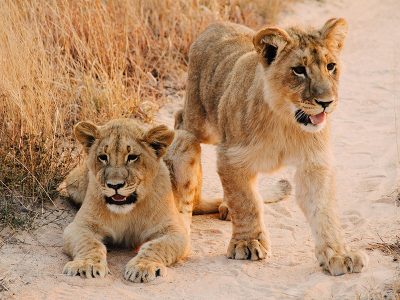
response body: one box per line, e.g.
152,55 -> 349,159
217,150 -> 270,260
124,231 -> 188,283
62,222 -> 109,278
295,164 -> 368,275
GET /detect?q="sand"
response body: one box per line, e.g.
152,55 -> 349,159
1,0 -> 399,299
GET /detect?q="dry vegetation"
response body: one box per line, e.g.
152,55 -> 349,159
364,236 -> 400,299
0,0 -> 289,230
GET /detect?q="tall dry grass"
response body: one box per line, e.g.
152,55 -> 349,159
0,0 -> 289,229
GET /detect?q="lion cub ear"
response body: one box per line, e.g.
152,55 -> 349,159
320,18 -> 348,51
143,125 -> 175,158
253,27 -> 291,65
74,121 -> 99,152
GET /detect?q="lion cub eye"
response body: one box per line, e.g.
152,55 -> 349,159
98,154 -> 108,163
127,154 -> 139,163
327,62 -> 336,72
292,66 -> 307,77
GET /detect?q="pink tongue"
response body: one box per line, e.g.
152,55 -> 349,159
112,194 -> 127,201
309,112 -> 326,125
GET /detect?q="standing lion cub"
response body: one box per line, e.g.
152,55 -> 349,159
176,18 -> 368,275
59,118 -> 212,282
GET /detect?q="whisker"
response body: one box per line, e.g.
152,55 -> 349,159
295,109 -> 310,125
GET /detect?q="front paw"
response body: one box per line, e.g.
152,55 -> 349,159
317,247 -> 368,276
124,259 -> 166,283
227,237 -> 270,260
63,259 -> 109,278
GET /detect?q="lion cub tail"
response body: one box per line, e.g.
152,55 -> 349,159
174,109 -> 184,130
193,179 -> 292,216
193,198 -> 222,215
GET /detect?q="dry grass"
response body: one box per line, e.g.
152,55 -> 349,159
363,236 -> 400,299
367,235 -> 400,262
0,275 -> 9,293
0,0 -> 290,230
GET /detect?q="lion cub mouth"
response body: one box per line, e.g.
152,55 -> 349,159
295,110 -> 326,126
105,192 -> 137,206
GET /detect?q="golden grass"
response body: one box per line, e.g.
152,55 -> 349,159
0,0 -> 289,229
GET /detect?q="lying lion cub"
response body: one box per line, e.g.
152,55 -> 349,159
59,118 -> 212,282
177,18 -> 368,275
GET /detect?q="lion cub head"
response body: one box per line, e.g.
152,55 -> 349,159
254,18 -> 348,132
75,118 -> 174,214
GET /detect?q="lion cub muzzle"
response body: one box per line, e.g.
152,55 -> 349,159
103,179 -> 138,212
105,191 -> 138,206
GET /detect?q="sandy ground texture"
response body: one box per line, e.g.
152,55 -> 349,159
1,0 -> 400,299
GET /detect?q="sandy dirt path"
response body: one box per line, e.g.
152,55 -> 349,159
1,0 -> 399,299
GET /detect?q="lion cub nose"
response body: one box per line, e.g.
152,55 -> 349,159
106,181 -> 126,191
315,99 -> 333,109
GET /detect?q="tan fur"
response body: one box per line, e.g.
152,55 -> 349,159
60,119 -> 209,283
177,19 -> 368,275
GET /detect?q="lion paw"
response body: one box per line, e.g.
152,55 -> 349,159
317,247 -> 368,276
124,260 -> 166,283
63,259 -> 109,278
227,238 -> 270,260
